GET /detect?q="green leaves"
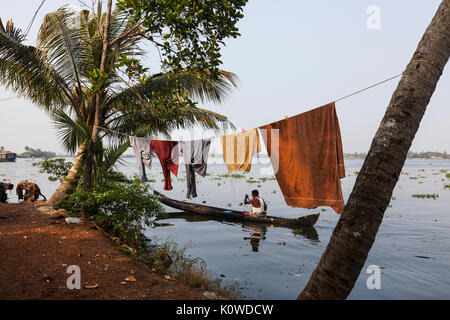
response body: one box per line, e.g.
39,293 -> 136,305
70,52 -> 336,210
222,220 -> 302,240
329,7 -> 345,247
58,181 -> 166,249
33,158 -> 73,182
88,67 -> 109,92
115,54 -> 149,81
117,0 -> 248,75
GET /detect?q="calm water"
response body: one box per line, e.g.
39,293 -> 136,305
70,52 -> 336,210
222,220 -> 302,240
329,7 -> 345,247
1,158 -> 450,299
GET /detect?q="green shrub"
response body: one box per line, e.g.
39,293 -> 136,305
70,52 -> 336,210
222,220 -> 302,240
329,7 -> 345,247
33,158 -> 73,182
57,181 -> 166,249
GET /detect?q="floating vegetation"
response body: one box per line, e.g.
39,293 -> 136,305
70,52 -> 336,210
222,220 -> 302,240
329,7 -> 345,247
409,177 -> 419,180
272,190 -> 277,194
353,171 -> 359,175
440,169 -> 448,173
401,172 -> 409,175
411,193 -> 439,200
238,202 -> 243,206
446,173 -> 450,179
219,173 -> 245,179
227,203 -> 232,207
444,184 -> 450,189
246,179 -> 260,184
148,178 -> 156,183
260,177 -> 276,182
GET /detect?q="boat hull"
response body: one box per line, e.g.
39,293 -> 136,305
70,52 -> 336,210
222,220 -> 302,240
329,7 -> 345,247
154,191 -> 319,228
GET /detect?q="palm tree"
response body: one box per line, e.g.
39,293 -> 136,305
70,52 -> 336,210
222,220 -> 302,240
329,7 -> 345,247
299,0 -> 449,299
0,5 -> 237,206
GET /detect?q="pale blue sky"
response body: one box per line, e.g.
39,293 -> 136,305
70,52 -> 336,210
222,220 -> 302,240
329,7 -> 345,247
0,0 -> 448,154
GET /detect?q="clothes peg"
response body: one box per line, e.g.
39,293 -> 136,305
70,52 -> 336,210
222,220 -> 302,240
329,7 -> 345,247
241,128 -> 245,132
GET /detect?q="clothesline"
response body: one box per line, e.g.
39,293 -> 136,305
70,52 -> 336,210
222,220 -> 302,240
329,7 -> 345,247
95,72 -> 404,140
334,72 -> 403,103
0,96 -> 19,102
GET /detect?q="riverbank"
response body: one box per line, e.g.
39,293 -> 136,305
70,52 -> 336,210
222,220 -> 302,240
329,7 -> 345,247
0,203 -> 211,300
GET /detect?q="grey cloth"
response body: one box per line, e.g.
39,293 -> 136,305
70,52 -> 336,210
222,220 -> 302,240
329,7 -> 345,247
179,139 -> 211,198
130,136 -> 152,182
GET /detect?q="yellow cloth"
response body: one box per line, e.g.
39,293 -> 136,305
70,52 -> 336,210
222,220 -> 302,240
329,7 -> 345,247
221,128 -> 261,172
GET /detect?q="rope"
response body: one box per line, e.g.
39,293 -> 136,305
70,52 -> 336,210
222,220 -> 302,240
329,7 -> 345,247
24,0 -> 46,37
93,125 -> 130,137
0,97 -> 18,102
334,73 -> 403,103
409,59 -> 443,74
88,72 -> 408,139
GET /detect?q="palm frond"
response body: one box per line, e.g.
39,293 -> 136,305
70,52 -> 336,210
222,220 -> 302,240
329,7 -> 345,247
0,18 -> 70,110
51,108 -> 91,154
107,69 -> 238,108
37,7 -> 89,98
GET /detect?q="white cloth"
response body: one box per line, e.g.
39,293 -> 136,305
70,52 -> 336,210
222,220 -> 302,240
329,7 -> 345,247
251,197 -> 265,216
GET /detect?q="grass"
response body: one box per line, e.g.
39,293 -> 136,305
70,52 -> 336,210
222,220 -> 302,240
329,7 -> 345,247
260,177 -> 276,182
411,193 -> 439,200
147,239 -> 242,299
219,174 -> 246,179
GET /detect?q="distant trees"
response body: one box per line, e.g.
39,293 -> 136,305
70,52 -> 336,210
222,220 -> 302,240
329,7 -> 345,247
407,151 -> 449,159
17,146 -> 56,158
345,151 -> 449,159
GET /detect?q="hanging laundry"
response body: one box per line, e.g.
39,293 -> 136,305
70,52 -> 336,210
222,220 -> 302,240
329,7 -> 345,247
179,139 -> 211,198
129,136 -> 152,182
151,140 -> 179,190
220,128 -> 261,172
259,102 -> 345,213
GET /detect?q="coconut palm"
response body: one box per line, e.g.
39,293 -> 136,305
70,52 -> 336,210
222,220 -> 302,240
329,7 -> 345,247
0,5 -> 237,205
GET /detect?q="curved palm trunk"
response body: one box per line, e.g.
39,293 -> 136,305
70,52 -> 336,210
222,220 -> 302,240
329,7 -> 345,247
299,0 -> 450,300
47,143 -> 86,206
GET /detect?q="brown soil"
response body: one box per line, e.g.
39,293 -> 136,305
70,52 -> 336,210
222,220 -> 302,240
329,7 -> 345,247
0,203 -> 209,300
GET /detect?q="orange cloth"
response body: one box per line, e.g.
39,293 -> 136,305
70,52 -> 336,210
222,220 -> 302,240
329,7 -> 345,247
221,128 -> 261,172
259,102 -> 345,213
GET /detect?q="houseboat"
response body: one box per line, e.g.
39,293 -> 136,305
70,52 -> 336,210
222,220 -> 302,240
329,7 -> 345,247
0,151 -> 16,162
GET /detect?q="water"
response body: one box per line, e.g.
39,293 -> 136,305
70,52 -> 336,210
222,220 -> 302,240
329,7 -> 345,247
1,158 -> 450,299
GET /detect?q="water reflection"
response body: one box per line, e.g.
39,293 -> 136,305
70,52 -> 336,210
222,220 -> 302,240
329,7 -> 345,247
155,211 -> 319,252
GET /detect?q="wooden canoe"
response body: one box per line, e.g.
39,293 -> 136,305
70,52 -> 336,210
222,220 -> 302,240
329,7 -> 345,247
155,211 -> 320,240
154,191 -> 320,228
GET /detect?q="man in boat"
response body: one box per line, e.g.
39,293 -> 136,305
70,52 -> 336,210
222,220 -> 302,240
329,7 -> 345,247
243,190 -> 267,217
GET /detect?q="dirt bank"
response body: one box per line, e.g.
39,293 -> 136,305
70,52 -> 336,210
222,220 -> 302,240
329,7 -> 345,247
0,203 -> 209,300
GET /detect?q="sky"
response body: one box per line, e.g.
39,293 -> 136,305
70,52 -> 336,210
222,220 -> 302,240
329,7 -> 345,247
0,0 -> 449,155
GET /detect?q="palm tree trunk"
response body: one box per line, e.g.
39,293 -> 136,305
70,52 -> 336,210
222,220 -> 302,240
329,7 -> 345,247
299,0 -> 450,300
47,143 -> 86,206
81,0 -> 113,224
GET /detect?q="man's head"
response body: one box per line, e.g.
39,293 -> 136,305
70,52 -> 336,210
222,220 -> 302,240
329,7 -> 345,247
0,183 -> 14,191
251,189 -> 259,198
